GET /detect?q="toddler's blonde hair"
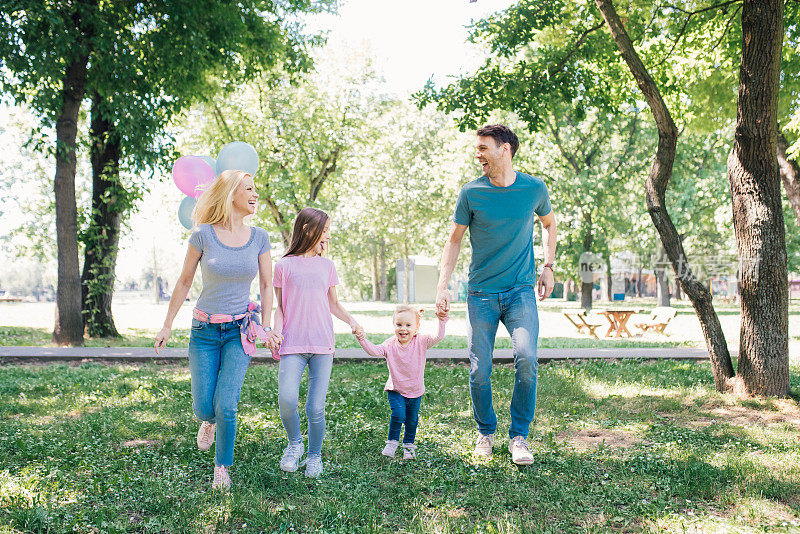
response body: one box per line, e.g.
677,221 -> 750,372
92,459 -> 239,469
394,304 -> 424,324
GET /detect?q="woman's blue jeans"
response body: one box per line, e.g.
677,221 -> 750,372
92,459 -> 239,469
278,353 -> 334,458
467,285 -> 539,439
188,317 -> 251,467
387,390 -> 422,443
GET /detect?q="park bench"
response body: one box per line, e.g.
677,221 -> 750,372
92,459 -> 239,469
632,306 -> 678,334
562,309 -> 604,339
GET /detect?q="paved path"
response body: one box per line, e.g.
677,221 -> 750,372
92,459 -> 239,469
0,346 -> 712,364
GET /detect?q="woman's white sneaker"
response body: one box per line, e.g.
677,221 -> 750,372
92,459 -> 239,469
279,441 -> 305,472
212,465 -> 231,491
508,436 -> 534,465
197,421 -> 215,451
382,440 -> 399,457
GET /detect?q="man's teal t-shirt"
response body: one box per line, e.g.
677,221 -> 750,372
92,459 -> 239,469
453,172 -> 552,293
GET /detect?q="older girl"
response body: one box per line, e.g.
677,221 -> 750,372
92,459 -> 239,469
273,207 -> 363,478
155,169 -> 280,490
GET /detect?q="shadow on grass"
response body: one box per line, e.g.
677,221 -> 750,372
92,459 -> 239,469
0,360 -> 798,532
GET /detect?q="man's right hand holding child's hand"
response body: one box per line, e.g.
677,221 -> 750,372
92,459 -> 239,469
435,309 -> 449,321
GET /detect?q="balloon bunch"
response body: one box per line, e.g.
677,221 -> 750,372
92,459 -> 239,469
173,141 -> 259,229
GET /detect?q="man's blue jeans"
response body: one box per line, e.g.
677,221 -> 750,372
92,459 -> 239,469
188,317 -> 251,467
467,285 -> 539,439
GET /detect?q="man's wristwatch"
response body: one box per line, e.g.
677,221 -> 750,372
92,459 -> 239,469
542,262 -> 555,273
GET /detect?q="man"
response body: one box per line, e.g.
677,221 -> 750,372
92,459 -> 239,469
435,124 -> 557,465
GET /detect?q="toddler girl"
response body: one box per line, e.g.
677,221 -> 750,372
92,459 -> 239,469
273,207 -> 363,477
355,305 -> 447,459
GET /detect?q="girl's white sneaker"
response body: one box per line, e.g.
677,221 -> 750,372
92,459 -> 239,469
402,443 -> 416,460
382,440 -> 399,457
279,441 -> 305,472
304,455 -> 323,478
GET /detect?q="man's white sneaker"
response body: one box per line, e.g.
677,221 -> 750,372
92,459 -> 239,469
474,433 -> 495,457
279,441 -> 305,472
304,455 -> 323,478
508,435 -> 534,465
212,465 -> 231,491
382,440 -> 399,457
402,443 -> 416,460
197,421 -> 215,451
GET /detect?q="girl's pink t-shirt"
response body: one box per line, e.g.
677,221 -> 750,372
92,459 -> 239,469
357,318 -> 447,398
274,255 -> 339,356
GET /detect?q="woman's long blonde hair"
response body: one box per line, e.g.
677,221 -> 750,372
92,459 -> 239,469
192,169 -> 250,227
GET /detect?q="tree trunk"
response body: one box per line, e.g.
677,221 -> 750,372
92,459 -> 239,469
52,55 -> 89,346
777,130 -> 800,228
727,0 -> 789,397
606,256 -> 613,301
81,92 -> 124,338
372,244 -> 380,301
656,271 -> 670,307
636,268 -> 643,298
581,211 -> 594,310
380,238 -> 388,301
656,245 -> 670,307
595,0 -> 735,391
402,240 -> 411,304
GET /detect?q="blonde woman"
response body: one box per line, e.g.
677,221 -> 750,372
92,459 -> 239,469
155,169 -> 281,490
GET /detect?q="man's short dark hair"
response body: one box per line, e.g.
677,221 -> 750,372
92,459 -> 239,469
476,124 -> 519,158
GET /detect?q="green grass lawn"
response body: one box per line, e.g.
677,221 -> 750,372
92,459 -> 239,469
0,326 -> 688,350
1,360 -> 799,532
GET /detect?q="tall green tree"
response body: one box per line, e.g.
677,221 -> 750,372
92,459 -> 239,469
0,0 -> 333,342
423,0 -> 793,395
191,47 -> 379,246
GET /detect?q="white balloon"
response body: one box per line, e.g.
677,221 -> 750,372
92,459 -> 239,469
216,141 -> 259,176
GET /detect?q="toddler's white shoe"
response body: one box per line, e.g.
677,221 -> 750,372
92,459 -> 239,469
382,440 -> 399,457
402,443 -> 416,460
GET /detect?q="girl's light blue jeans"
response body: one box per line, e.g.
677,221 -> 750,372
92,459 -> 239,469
188,317 -> 251,467
467,285 -> 540,439
278,353 -> 334,458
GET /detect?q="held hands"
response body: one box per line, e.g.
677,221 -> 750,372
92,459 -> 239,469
263,329 -> 283,352
537,267 -> 555,300
435,288 -> 451,318
435,308 -> 449,321
351,322 -> 366,341
154,326 -> 171,354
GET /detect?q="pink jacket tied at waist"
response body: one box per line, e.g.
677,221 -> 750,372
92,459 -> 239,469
192,302 -> 276,359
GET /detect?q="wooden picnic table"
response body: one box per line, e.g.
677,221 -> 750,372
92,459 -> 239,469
597,308 -> 642,338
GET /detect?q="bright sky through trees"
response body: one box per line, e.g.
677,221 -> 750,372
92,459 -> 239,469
307,0 -> 515,94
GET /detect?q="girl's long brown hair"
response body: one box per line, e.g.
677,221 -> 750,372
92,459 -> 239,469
284,207 -> 330,257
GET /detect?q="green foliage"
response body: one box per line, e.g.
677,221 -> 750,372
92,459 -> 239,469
417,0 -> 632,131
188,47 -> 378,246
0,360 -> 797,531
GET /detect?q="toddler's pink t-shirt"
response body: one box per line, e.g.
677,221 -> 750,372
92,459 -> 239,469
274,255 -> 339,356
357,318 -> 447,398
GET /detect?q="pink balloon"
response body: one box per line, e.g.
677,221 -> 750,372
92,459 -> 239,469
172,156 -> 215,198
